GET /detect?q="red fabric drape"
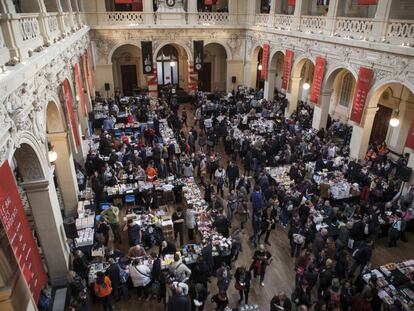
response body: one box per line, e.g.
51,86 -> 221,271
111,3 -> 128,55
74,63 -> 87,116
63,80 -> 81,146
350,67 -> 373,124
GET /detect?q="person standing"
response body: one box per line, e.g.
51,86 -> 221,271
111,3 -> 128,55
129,259 -> 152,301
214,166 -> 226,197
105,259 -> 129,301
123,219 -> 141,247
226,161 -> 239,192
259,200 -> 278,246
186,204 -> 199,242
101,204 -> 122,244
270,292 -> 292,311
211,291 -> 229,311
168,286 -> 191,311
249,244 -> 272,286
189,283 -> 208,311
226,190 -> 238,223
94,271 -> 114,311
349,239 -> 373,277
172,207 -> 185,246
235,266 -> 251,305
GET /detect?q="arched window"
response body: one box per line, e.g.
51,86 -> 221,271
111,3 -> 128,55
339,72 -> 354,107
157,45 -> 179,86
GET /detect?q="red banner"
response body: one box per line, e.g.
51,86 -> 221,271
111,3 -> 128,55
63,80 -> 81,146
406,119 -> 414,150
82,54 -> 91,101
261,44 -> 270,80
282,49 -> 294,91
358,0 -> 377,5
310,56 -> 326,104
288,0 -> 296,5
350,67 -> 373,124
74,63 -> 87,117
115,0 -> 132,4
0,161 -> 48,303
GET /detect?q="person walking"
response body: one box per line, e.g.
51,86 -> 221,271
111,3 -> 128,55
235,266 -> 251,305
249,244 -> 272,286
123,219 -> 141,247
172,207 -> 185,246
101,204 -> 122,244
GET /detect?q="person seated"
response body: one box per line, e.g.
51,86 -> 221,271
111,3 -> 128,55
159,240 -> 176,257
146,163 -> 157,181
128,244 -> 147,259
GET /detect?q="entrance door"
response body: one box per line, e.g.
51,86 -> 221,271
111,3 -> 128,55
198,63 -> 212,92
120,65 -> 138,96
370,104 -> 393,144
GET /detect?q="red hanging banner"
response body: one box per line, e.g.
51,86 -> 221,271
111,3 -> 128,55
358,0 -> 378,5
0,161 -> 48,303
282,49 -> 294,91
74,63 -> 87,117
63,80 -> 81,146
405,119 -> 414,150
350,67 -> 373,124
261,44 -> 270,80
115,0 -> 133,4
288,0 -> 296,5
82,54 -> 91,101
310,56 -> 326,104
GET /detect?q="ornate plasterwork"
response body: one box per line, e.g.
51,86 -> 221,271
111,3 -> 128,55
0,31 -> 90,167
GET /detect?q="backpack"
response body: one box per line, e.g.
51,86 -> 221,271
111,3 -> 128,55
119,265 -> 129,283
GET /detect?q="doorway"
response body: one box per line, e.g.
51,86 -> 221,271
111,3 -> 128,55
370,104 -> 392,144
121,65 -> 138,96
198,63 -> 212,92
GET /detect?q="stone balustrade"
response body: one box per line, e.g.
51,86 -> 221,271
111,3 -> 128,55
387,19 -> 414,44
300,16 -> 326,33
334,17 -> 374,38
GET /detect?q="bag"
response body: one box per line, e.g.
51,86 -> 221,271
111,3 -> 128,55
293,233 -> 305,245
119,266 -> 129,283
352,248 -> 360,259
235,282 -> 244,291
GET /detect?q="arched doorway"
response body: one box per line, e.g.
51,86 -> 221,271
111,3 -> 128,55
289,58 -> 314,114
264,50 -> 284,100
349,82 -> 414,159
46,100 -> 79,217
11,141 -> 69,285
111,44 -> 142,96
313,67 -> 356,130
199,43 -> 228,92
156,43 -> 189,91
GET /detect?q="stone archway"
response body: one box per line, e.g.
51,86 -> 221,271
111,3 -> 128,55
46,100 -> 79,218
202,43 -> 228,92
11,140 -> 69,286
264,50 -> 284,100
288,57 -> 315,115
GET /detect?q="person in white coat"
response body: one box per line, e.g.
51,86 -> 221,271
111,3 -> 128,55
129,259 -> 152,300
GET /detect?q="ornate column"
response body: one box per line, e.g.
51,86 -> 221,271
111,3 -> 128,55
21,176 -> 70,286
349,107 -> 378,159
292,0 -> 310,31
371,0 -> 394,41
48,132 -> 79,217
264,68 -> 276,100
143,0 -> 154,24
324,0 -> 340,35
287,76 -> 302,115
187,0 -> 198,25
312,90 -> 332,130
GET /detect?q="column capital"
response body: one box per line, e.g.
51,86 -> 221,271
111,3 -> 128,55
21,179 -> 50,193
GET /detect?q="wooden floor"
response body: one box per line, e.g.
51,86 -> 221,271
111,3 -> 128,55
91,103 -> 414,311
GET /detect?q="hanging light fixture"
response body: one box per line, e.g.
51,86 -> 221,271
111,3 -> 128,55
257,64 -> 263,71
170,60 -> 176,67
48,142 -> 58,163
389,86 -> 404,128
303,81 -> 310,90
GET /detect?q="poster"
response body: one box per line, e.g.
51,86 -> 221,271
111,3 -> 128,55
74,63 -> 87,116
261,44 -> 270,80
63,80 -> 81,147
310,56 -> 326,104
281,49 -> 294,91
406,119 -> 414,150
141,41 -> 153,75
350,67 -> 373,124
0,161 -> 48,303
194,40 -> 204,72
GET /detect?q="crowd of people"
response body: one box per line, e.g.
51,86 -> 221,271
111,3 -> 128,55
67,85 -> 413,311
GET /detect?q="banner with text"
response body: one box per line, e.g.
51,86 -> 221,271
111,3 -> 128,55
310,56 -> 326,104
141,41 -> 153,75
194,40 -> 204,72
74,63 -> 87,116
282,49 -> 294,91
350,67 -> 373,124
261,44 -> 270,80
406,119 -> 414,150
63,80 -> 81,146
0,161 -> 48,303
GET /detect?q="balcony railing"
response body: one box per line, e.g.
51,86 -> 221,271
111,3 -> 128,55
104,11 -> 145,24
334,17 -> 374,37
18,14 -> 41,42
300,16 -> 326,33
45,13 -> 60,42
273,14 -> 294,30
255,14 -> 270,27
387,19 -> 414,44
197,12 -> 231,25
